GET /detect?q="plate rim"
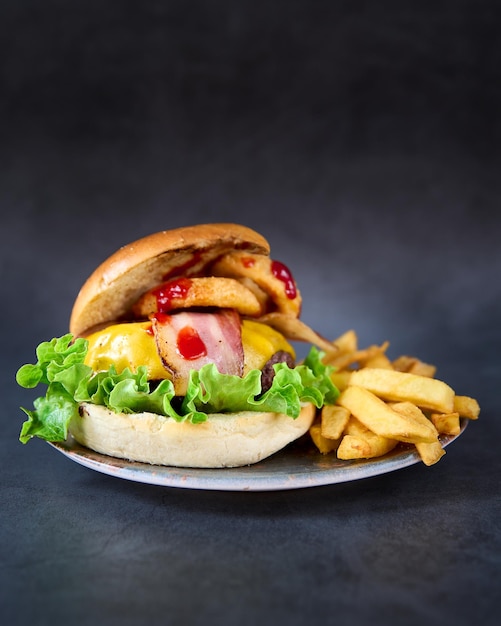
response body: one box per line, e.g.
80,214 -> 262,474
47,419 -> 468,492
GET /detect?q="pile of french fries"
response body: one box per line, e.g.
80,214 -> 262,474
309,330 -> 480,466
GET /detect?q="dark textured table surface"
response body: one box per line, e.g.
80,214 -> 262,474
1,2 -> 500,625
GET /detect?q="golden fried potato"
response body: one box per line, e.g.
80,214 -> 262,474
337,386 -> 437,444
453,395 -> 480,420
329,370 -> 352,391
332,329 -> 358,353
415,440 -> 446,466
308,328 -> 478,467
337,416 -> 398,460
320,405 -> 350,440
363,352 -> 394,369
309,422 -> 340,454
430,412 -> 461,436
389,401 -> 439,441
324,342 -> 390,370
348,368 -> 455,413
393,355 -> 437,377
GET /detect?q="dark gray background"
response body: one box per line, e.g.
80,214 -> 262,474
1,2 -> 500,625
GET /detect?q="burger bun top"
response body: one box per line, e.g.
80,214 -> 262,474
70,223 -> 270,337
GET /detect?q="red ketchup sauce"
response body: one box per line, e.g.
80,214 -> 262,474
152,278 -> 192,313
271,260 -> 297,299
176,326 -> 207,360
162,252 -> 203,281
241,256 -> 256,268
151,312 -> 171,325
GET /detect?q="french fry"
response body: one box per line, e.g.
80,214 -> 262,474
325,344 -> 389,370
337,416 -> 398,460
407,361 -> 437,378
453,395 -> 480,420
309,423 -> 340,454
321,405 -> 350,440
389,401 -> 439,441
392,355 -> 419,372
332,329 -> 358,353
363,352 -> 394,369
337,386 -> 437,444
329,370 -> 352,391
324,350 -> 360,369
389,401 -> 444,465
358,341 -> 390,366
393,356 -> 436,377
348,368 -> 455,413
309,329 -> 479,467
430,412 -> 461,436
415,440 -> 446,466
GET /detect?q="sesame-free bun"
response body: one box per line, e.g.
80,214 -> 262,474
70,224 -> 270,337
70,402 -> 316,468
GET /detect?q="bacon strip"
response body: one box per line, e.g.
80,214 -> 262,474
152,310 -> 244,395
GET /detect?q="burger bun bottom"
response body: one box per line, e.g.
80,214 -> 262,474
70,403 -> 317,468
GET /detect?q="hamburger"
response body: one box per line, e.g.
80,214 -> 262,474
16,223 -> 338,468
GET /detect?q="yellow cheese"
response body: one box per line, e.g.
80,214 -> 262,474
84,322 -> 167,380
241,320 -> 295,373
84,319 -> 295,380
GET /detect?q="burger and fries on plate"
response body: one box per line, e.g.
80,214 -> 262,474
16,223 -> 479,471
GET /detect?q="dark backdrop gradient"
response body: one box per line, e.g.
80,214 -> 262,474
1,2 -> 500,626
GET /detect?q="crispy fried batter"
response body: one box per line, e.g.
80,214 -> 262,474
211,251 -> 302,317
258,312 -> 337,354
132,277 -> 263,317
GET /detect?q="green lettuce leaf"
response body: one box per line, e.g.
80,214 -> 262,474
16,335 -> 339,443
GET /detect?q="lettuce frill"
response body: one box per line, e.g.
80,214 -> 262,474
16,333 -> 339,443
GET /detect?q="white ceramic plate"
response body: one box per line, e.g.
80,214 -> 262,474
48,419 -> 467,491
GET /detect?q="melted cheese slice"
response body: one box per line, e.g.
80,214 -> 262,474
84,319 -> 294,380
241,320 -> 295,373
84,321 -> 166,379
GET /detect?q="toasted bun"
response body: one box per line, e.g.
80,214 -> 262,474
70,224 -> 270,337
70,402 -> 316,468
